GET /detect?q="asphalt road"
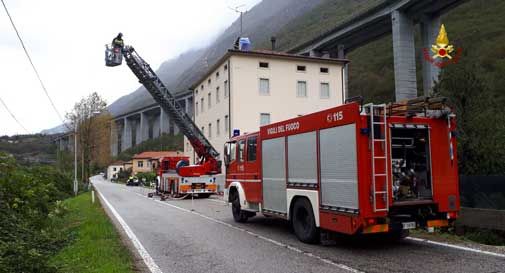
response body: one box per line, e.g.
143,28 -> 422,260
91,177 -> 504,273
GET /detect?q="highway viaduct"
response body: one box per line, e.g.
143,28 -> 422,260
109,90 -> 193,156
289,0 -> 467,101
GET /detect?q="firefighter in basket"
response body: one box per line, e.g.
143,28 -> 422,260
105,33 -> 124,67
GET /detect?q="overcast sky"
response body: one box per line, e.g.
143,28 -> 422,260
0,0 -> 261,136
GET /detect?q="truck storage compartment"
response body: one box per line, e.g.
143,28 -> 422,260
391,125 -> 432,202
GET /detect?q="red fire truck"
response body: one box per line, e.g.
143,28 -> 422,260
156,155 -> 218,198
224,98 -> 459,243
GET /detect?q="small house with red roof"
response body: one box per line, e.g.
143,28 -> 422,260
131,151 -> 184,175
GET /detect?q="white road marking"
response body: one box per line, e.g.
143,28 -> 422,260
125,189 -> 364,273
207,198 -> 227,204
406,237 -> 505,259
95,188 -> 164,273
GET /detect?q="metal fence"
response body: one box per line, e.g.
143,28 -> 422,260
459,176 -> 505,210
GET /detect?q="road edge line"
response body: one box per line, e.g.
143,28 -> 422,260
123,189 -> 364,273
95,187 -> 164,273
406,237 -> 505,258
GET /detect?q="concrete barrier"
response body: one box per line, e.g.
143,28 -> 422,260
456,207 -> 505,231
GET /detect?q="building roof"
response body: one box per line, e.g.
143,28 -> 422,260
109,160 -> 126,166
190,49 -> 349,89
132,151 -> 184,160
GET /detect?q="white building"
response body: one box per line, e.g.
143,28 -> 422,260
107,162 -> 125,181
185,49 -> 347,171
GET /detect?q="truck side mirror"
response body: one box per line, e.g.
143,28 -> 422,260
224,144 -> 230,166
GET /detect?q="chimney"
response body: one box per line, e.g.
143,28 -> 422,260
270,36 -> 276,51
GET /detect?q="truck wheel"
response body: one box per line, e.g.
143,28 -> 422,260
292,198 -> 319,243
232,192 -> 248,223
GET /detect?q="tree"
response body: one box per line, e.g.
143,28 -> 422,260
433,62 -> 505,175
66,92 -> 111,183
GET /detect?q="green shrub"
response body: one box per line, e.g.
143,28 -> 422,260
136,172 -> 157,186
0,152 -> 73,273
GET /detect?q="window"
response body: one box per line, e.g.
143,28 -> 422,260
208,123 -> 212,138
217,119 -> 220,136
195,102 -> 199,115
320,67 -> 329,73
216,87 -> 220,103
201,98 -> 204,112
201,85 -> 204,90
201,126 -> 204,135
320,82 -> 330,98
259,78 -> 270,95
195,90 -> 199,96
238,139 -> 245,162
247,136 -> 257,161
137,161 -> 144,167
260,113 -> 271,126
297,81 -> 307,97
297,65 -> 306,72
259,62 -> 269,68
208,78 -> 211,85
224,64 -> 228,71
208,92 -> 211,108
216,71 -> 220,79
113,167 -> 116,171
225,115 -> 229,132
224,80 -> 229,98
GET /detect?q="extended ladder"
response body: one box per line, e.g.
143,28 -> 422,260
365,103 -> 389,212
121,46 -> 219,161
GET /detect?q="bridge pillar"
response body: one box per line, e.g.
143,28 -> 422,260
122,117 -> 131,151
391,10 -> 418,101
421,15 -> 441,96
133,118 -> 141,146
152,113 -> 160,138
160,109 -> 170,135
140,112 -> 148,142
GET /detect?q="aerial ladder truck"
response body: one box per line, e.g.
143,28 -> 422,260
105,40 -> 221,197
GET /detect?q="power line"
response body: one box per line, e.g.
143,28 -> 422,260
0,96 -> 30,134
1,0 -> 67,127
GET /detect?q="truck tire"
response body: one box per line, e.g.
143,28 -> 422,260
292,198 -> 319,243
231,192 -> 249,223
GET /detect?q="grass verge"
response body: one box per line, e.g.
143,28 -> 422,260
50,192 -> 136,273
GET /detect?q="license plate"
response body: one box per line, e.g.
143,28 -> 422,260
402,222 -> 416,229
191,183 -> 205,190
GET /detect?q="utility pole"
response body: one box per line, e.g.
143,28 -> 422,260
73,122 -> 78,196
